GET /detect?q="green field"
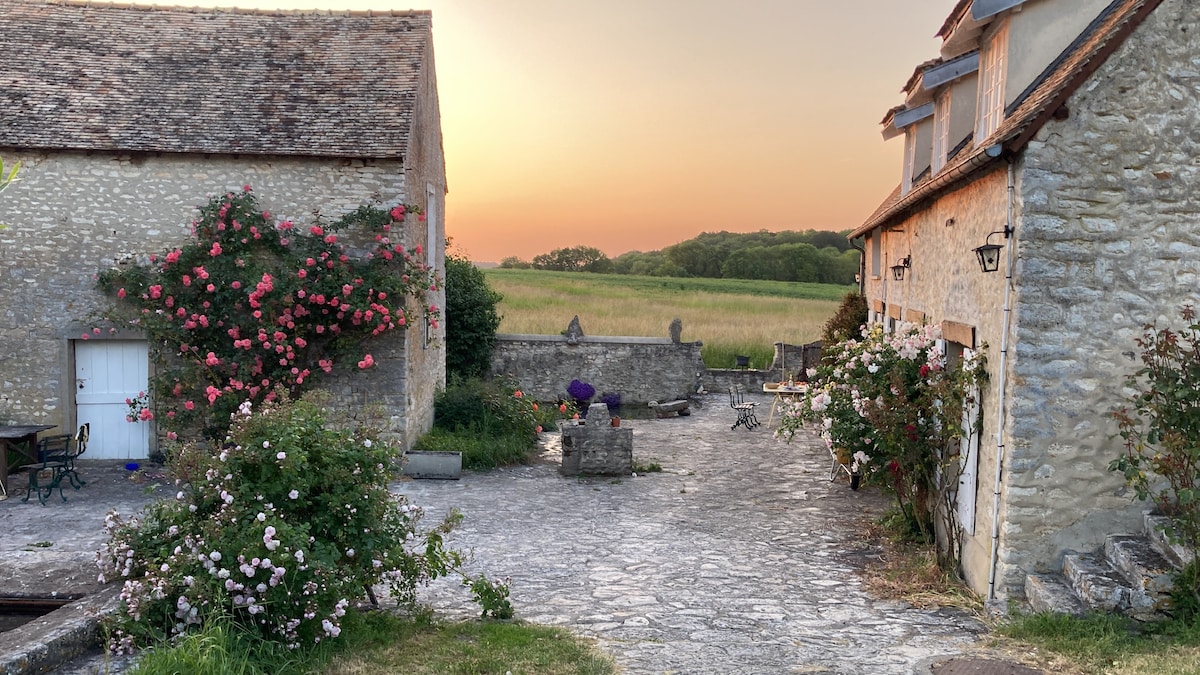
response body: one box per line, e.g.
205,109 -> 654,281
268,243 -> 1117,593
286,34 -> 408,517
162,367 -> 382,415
482,268 -> 852,369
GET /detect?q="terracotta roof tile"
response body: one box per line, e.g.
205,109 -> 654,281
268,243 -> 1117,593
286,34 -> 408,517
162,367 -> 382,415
0,0 -> 433,158
854,0 -> 1163,237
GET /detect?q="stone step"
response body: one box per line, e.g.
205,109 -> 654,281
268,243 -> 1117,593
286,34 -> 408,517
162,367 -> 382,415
1025,573 -> 1087,616
1062,552 -> 1129,613
1105,535 -> 1176,620
1144,513 -> 1195,570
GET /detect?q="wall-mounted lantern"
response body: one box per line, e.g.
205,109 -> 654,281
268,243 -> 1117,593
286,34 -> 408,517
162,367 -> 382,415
974,226 -> 1013,273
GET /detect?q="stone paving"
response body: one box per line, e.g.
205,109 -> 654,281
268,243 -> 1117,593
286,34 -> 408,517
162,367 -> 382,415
0,393 -> 1024,674
395,393 -> 992,674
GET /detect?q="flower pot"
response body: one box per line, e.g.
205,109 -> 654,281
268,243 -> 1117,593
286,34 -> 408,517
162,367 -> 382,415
850,472 -> 862,491
611,416 -> 620,427
402,450 -> 462,480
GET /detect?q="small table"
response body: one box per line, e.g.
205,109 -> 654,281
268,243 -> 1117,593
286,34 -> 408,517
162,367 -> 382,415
0,425 -> 57,500
764,383 -> 808,427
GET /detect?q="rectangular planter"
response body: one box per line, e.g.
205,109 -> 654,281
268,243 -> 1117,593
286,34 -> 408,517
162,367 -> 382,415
402,450 -> 462,480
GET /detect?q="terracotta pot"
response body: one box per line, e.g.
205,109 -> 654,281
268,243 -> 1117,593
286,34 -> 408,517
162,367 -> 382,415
611,416 -> 620,427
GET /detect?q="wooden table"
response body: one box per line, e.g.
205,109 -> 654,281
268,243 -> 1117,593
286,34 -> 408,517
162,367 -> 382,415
763,383 -> 808,427
0,424 -> 56,500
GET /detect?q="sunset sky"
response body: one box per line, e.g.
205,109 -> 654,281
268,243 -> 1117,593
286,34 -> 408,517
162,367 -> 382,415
186,0 -> 956,262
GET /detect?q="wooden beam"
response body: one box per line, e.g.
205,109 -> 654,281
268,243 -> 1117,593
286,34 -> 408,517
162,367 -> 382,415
941,320 -> 976,348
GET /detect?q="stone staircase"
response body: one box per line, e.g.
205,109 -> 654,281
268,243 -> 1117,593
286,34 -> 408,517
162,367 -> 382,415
1025,512 -> 1195,620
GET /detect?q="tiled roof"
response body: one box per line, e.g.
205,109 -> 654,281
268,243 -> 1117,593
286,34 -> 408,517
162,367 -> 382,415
0,0 -> 433,158
854,0 -> 1163,237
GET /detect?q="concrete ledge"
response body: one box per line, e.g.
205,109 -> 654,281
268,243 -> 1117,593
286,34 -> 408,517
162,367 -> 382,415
0,585 -> 121,675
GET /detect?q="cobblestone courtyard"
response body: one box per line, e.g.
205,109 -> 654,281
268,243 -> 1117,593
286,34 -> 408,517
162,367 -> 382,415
397,393 -> 990,674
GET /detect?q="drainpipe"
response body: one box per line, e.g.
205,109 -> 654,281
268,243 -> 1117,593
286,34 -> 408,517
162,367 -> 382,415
851,238 -> 866,295
987,157 -> 1016,600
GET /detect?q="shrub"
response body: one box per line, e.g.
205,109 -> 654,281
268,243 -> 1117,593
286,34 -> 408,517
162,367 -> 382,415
600,392 -> 621,413
98,395 -> 486,653
821,290 -> 867,346
422,376 -> 574,470
1111,305 -> 1200,607
567,379 -> 595,412
444,253 -> 502,380
411,428 -> 532,471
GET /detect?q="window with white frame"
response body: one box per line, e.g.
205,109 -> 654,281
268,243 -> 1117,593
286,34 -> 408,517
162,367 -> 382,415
932,89 -> 952,174
976,21 -> 1009,142
869,232 -> 881,277
902,128 -> 918,196
425,183 -> 438,273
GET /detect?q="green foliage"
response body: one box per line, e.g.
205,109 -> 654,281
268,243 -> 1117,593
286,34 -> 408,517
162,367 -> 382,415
631,459 -> 663,473
464,574 -> 514,620
778,322 -> 987,569
484,268 -> 852,302
411,427 -> 533,471
1111,305 -> 1200,580
98,395 -> 479,653
654,229 -> 858,283
323,611 -> 618,674
92,188 -> 438,439
129,614 -> 307,675
821,290 -> 868,346
531,245 -> 612,273
416,376 -> 573,470
497,255 -> 531,269
131,608 -> 616,675
0,156 -> 17,194
1171,560 -> 1200,624
444,253 -> 502,379
997,610 -> 1200,675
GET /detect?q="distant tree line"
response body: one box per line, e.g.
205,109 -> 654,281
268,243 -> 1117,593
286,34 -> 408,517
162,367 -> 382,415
499,230 -> 859,285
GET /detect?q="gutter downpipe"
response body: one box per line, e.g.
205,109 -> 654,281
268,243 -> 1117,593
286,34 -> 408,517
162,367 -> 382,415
851,239 -> 866,295
987,154 -> 1016,601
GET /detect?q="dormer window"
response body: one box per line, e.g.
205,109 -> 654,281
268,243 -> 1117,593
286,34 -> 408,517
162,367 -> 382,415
976,20 -> 1009,142
932,89 -> 952,174
901,118 -> 933,196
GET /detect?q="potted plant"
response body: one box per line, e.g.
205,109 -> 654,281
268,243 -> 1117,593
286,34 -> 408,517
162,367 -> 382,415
567,379 -> 595,416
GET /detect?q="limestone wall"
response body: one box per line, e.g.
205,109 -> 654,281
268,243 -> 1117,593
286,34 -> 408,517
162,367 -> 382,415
995,0 -> 1200,595
489,334 -> 704,404
0,150 -> 432,445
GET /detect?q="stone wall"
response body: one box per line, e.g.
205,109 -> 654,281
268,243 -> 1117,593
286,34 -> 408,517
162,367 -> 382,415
489,334 -> 704,404
994,0 -> 1200,596
0,150 -> 438,448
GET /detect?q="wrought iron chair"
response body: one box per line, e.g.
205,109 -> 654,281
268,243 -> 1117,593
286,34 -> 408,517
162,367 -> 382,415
24,424 -> 88,505
727,385 -> 760,431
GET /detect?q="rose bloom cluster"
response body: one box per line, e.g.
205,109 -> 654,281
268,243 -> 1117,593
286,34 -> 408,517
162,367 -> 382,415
94,187 -> 440,439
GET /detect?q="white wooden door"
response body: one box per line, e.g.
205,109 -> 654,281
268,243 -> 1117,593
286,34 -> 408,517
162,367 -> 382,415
958,347 -> 981,535
75,340 -> 150,459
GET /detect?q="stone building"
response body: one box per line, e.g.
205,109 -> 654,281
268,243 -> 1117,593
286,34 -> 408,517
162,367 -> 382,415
854,0 -> 1197,601
0,1 -> 447,459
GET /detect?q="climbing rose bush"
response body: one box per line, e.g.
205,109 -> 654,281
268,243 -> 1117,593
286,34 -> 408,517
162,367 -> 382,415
97,396 -> 474,652
95,187 -> 439,438
778,321 -> 987,564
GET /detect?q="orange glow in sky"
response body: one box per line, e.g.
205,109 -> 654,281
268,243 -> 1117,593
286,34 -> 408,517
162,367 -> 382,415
183,0 -> 956,262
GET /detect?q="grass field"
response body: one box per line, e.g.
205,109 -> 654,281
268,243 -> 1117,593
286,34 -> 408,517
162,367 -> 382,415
482,269 -> 852,369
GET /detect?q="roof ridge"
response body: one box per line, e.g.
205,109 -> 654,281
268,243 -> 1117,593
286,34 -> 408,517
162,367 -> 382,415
42,0 -> 430,18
